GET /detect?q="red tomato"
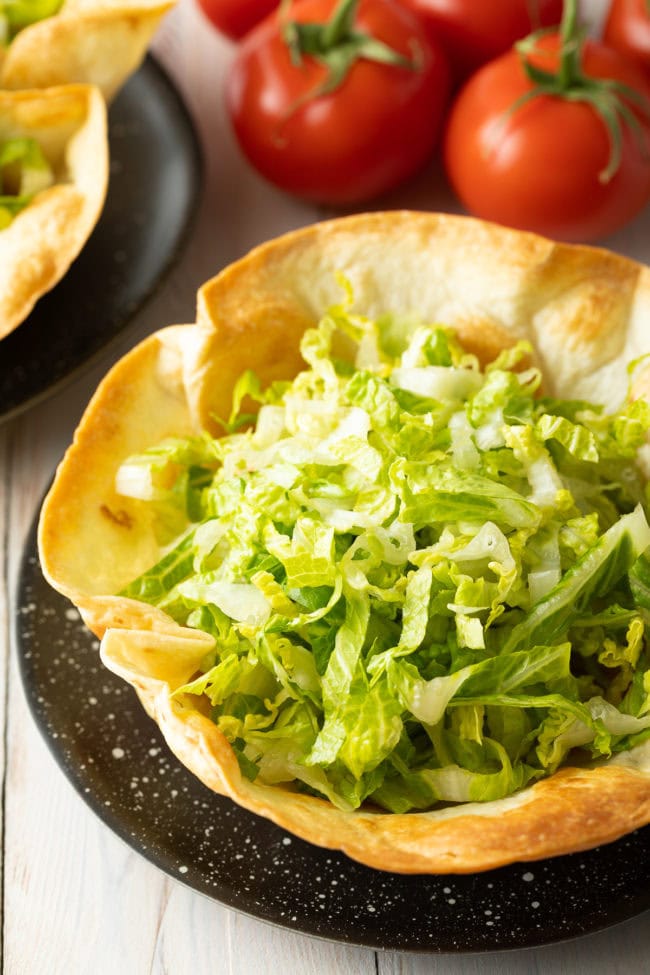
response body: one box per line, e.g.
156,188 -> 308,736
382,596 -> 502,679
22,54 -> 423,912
604,0 -> 650,82
443,35 -> 650,242
225,0 -> 450,205
399,0 -> 563,85
195,0 -> 278,40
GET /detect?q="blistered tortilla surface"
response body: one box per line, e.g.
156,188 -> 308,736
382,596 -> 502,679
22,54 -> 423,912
0,85 -> 108,341
39,212 -> 650,873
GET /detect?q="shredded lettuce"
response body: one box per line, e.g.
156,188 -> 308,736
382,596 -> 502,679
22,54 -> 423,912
0,0 -> 62,43
0,137 -> 53,228
117,300 -> 650,813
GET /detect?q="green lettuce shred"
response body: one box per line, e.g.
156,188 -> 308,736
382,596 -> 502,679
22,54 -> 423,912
0,0 -> 63,44
0,137 -> 53,228
116,300 -> 650,813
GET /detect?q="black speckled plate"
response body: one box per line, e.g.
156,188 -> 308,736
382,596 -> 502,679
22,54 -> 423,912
0,55 -> 202,425
15,512 -> 650,953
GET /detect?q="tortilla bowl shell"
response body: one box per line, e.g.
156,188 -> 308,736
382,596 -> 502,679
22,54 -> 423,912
0,0 -> 174,102
39,211 -> 650,873
0,85 -> 108,340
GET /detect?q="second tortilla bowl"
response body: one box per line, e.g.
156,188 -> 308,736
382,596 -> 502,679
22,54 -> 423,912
0,84 -> 108,341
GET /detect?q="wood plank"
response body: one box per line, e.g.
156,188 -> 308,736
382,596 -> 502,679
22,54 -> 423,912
154,887 -> 376,974
378,914 -> 650,975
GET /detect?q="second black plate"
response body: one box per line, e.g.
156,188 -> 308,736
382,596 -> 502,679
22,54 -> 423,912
0,55 -> 202,424
14,507 -> 650,954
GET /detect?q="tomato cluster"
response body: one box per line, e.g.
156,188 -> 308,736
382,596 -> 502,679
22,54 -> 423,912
198,0 -> 650,242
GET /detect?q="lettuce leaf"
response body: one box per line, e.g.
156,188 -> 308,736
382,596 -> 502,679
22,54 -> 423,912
117,300 -> 650,811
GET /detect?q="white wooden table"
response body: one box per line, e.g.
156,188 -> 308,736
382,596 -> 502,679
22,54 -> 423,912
3,1 -> 650,971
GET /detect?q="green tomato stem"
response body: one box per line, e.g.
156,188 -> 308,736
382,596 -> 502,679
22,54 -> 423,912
558,0 -> 581,87
514,0 -> 650,183
279,0 -> 417,109
322,0 -> 359,48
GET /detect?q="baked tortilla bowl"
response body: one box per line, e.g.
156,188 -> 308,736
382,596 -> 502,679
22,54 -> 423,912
0,0 -> 174,102
0,85 -> 108,341
39,212 -> 650,874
